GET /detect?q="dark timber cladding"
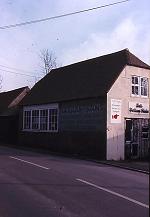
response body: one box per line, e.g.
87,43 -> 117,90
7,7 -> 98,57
19,49 -> 150,159
19,98 -> 107,159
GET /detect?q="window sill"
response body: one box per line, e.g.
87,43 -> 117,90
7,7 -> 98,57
22,129 -> 58,133
131,94 -> 148,98
131,94 -> 140,97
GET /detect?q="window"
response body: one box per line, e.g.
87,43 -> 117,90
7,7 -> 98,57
131,76 -> 148,97
132,76 -> 139,95
23,105 -> 58,132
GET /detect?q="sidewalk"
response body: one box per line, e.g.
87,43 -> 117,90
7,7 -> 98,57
0,143 -> 149,174
99,160 -> 149,174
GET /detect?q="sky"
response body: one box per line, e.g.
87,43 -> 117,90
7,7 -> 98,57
0,0 -> 150,91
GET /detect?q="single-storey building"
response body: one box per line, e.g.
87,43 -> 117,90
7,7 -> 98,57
0,86 -> 30,144
19,49 -> 150,160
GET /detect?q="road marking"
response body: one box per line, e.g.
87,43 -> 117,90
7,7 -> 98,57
76,178 -> 149,209
9,156 -> 50,170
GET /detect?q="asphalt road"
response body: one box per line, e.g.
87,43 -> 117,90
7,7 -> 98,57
0,145 -> 149,217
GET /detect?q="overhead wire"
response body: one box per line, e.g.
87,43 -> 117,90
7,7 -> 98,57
0,0 -> 131,82
0,68 -> 41,79
0,0 -> 130,30
0,64 -> 37,75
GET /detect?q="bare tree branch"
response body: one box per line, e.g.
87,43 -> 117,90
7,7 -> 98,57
39,49 -> 58,75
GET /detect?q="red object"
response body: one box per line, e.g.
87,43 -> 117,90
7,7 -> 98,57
112,114 -> 119,119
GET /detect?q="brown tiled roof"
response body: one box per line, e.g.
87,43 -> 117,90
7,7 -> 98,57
21,49 -> 150,106
0,86 -> 29,114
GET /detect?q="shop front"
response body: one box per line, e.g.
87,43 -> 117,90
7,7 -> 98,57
125,101 -> 149,159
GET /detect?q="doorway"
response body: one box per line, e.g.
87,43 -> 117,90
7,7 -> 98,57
125,118 -> 149,159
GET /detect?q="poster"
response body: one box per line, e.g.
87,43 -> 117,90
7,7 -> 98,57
111,99 -> 122,123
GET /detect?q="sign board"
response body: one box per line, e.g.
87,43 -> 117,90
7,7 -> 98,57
129,102 -> 149,114
111,99 -> 122,123
60,101 -> 103,131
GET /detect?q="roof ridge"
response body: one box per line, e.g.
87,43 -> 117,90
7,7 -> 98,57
0,86 -> 29,94
51,49 -> 128,72
122,48 -> 150,70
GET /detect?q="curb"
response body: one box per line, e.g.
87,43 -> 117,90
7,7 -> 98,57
94,161 -> 149,174
0,143 -> 149,174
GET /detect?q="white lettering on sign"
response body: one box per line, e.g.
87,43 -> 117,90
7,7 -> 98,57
129,102 -> 149,114
61,104 -> 101,114
111,99 -> 122,123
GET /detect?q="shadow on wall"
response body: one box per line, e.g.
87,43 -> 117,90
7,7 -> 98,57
0,116 -> 19,144
17,130 -> 106,160
1,130 -> 149,160
107,132 -> 149,161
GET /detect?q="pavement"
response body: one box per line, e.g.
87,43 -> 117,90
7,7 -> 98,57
0,142 -> 149,174
98,160 -> 149,174
0,145 -> 149,217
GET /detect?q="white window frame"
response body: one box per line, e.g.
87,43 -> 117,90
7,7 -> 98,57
131,76 -> 149,97
23,104 -> 59,132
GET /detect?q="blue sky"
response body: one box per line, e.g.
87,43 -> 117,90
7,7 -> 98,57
0,0 -> 150,91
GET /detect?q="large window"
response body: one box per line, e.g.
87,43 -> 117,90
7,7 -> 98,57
132,76 -> 148,97
23,105 -> 58,132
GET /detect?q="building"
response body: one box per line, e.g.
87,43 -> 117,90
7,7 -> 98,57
0,86 -> 30,144
19,49 -> 150,160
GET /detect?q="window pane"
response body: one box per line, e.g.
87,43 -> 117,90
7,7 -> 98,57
132,86 -> 134,94
134,77 -> 139,84
49,108 -> 58,131
24,111 -> 31,129
132,76 -> 139,84
40,109 -> 48,130
32,110 -> 39,129
135,86 -> 139,95
141,77 -> 147,86
141,86 -> 148,96
131,76 -> 140,95
141,77 -> 148,96
132,86 -> 139,95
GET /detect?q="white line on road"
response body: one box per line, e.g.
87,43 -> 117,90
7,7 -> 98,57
76,178 -> 149,209
9,156 -> 50,170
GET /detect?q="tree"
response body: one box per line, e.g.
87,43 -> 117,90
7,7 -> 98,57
39,49 -> 58,76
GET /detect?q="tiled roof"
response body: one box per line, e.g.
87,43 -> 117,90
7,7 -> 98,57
21,49 -> 150,106
0,86 -> 29,114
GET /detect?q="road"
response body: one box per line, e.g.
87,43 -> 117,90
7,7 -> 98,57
0,145 -> 149,217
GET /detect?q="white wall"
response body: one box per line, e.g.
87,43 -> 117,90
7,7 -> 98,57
107,66 -> 150,160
